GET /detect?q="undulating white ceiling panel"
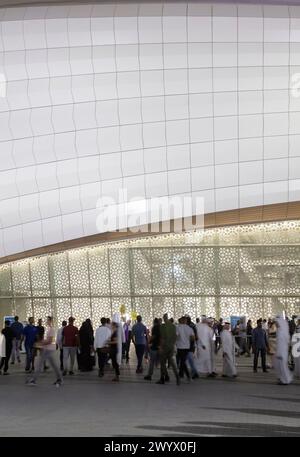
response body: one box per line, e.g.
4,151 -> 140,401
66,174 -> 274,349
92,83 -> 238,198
0,2 -> 300,257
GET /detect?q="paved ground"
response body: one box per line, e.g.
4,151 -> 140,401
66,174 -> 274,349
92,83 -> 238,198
0,353 -> 300,437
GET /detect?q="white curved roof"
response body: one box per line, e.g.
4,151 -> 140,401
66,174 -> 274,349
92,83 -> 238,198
0,2 -> 300,257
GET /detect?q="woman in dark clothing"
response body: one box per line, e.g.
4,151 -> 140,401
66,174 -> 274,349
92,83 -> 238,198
79,319 -> 94,371
0,321 -> 14,375
246,319 -> 253,353
109,322 -> 120,382
144,318 -> 160,381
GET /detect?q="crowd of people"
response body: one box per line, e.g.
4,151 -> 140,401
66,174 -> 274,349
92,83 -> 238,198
0,312 -> 300,387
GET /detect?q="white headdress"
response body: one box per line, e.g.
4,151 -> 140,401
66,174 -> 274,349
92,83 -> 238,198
112,312 -> 121,324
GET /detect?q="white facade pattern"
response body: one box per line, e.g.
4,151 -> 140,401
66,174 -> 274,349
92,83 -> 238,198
0,221 -> 300,327
1,3 -> 300,257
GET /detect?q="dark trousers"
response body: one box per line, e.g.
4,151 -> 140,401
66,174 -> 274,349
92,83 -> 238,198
60,348 -> 64,370
254,348 -> 267,371
177,348 -> 190,379
125,338 -> 131,361
25,345 -> 34,371
97,349 -> 107,375
247,336 -> 252,352
0,346 -> 12,372
135,344 -> 145,369
110,350 -> 120,376
160,348 -> 178,380
186,350 -> 197,376
240,337 -> 250,355
215,337 -> 221,353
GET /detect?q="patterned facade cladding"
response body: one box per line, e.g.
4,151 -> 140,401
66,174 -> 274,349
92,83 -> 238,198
0,221 -> 299,327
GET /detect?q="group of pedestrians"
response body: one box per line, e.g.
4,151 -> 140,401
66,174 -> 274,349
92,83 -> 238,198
1,312 -> 300,387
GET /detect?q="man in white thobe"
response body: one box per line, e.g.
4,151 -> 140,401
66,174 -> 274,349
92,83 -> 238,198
207,318 -> 217,377
195,317 -> 215,376
274,315 -> 293,385
220,322 -> 237,378
0,333 -> 5,359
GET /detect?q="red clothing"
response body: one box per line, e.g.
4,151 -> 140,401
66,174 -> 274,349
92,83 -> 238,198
63,325 -> 79,347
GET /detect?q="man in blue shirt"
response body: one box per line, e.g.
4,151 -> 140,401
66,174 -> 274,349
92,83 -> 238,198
252,319 -> 269,373
10,316 -> 24,364
132,315 -> 147,374
23,317 -> 38,372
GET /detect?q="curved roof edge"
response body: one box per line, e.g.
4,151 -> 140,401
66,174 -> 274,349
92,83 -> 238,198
2,0 -> 300,8
1,201 -> 299,265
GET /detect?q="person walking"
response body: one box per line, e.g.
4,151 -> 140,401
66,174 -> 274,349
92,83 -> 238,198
79,319 -> 94,372
274,315 -> 293,385
23,317 -> 37,373
123,320 -> 132,363
267,318 -> 277,368
246,319 -> 253,353
186,316 -> 199,379
176,316 -> 194,381
252,319 -> 269,373
239,319 -> 250,356
132,315 -> 147,374
10,316 -> 23,365
56,320 -> 67,371
36,319 -> 45,341
214,318 -> 223,354
0,320 -> 14,375
144,318 -> 160,381
26,316 -> 63,387
33,319 -> 48,371
288,316 -> 297,369
94,317 -> 111,377
62,317 -> 79,376
156,313 -> 180,385
109,322 -> 120,382
232,320 -> 241,355
220,322 -> 237,378
195,317 -> 215,377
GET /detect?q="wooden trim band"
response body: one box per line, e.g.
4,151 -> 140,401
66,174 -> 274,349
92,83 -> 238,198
1,201 -> 300,265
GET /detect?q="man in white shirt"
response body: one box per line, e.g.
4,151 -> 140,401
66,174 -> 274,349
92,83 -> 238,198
56,320 -> 67,371
262,319 -> 268,331
176,316 -> 194,381
94,317 -> 111,377
27,316 -> 62,387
